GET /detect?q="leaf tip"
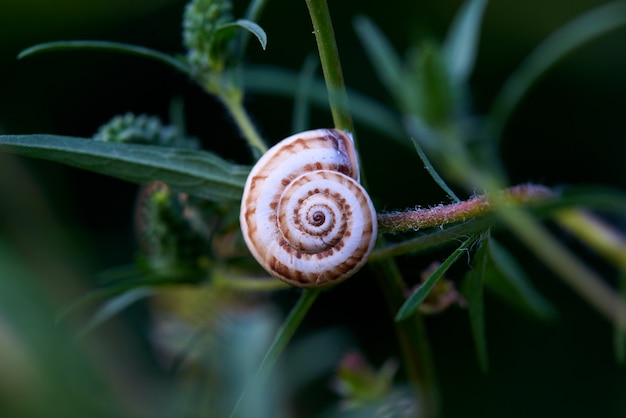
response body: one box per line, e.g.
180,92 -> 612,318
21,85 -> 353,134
394,308 -> 409,322
17,46 -> 35,60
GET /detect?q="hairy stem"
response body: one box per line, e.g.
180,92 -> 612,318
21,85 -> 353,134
378,184 -> 554,233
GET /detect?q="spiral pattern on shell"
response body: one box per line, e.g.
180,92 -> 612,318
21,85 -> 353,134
240,129 -> 378,288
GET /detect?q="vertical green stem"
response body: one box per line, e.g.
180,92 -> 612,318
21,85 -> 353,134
372,258 -> 440,418
220,91 -> 268,159
304,0 -> 354,132
305,1 -> 440,415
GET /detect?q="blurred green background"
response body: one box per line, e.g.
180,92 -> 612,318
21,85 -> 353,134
1,0 -> 626,417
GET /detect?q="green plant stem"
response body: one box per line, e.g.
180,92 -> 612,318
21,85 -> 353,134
219,91 -> 268,158
499,205 -> 626,331
211,269 -> 289,292
378,184 -> 553,233
230,289 -> 320,418
371,258 -> 440,418
304,0 -> 354,133
554,209 -> 626,273
305,1 -> 439,414
459,169 -> 626,331
371,216 -> 495,261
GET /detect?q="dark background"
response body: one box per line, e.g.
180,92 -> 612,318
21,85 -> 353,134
1,0 -> 625,417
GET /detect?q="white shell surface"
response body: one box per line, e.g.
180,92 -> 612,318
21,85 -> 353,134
240,129 -> 377,287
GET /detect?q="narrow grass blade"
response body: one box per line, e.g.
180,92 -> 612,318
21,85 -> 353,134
55,269 -> 195,325
465,235 -> 489,372
396,234 -> 479,321
292,55 -> 318,134
0,135 -> 249,202
218,19 -> 267,50
489,2 -> 626,140
370,216 -> 495,261
353,15 -> 404,95
236,0 -> 270,60
18,40 -> 189,75
78,288 -> 155,337
410,138 -> 460,202
443,0 -> 489,84
486,238 -> 557,320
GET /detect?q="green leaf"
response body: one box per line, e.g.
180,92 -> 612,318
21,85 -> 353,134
403,114 -> 441,153
443,0 -> 489,84
410,137 -> 460,202
370,216 -> 495,261
78,288 -> 155,337
18,40 -> 190,75
353,15 -> 404,96
465,234 -> 489,372
0,135 -> 249,202
218,19 -> 267,50
55,265 -> 147,325
292,55 -> 319,134
485,238 -> 557,321
396,234 -> 479,321
489,1 -> 626,140
406,43 -> 456,128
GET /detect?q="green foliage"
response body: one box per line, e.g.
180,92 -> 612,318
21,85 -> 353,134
18,40 -> 191,74
484,238 -> 557,320
183,0 -> 235,74
2,0 -> 626,416
396,234 -> 480,321
443,0 -> 488,84
404,43 -> 457,129
464,236 -> 489,373
0,134 -> 249,202
183,0 -> 267,94
93,113 -> 200,149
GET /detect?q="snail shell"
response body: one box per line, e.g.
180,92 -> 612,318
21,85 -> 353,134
240,129 -> 377,288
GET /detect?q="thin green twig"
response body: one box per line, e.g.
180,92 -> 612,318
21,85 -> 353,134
304,0 -> 354,133
219,92 -> 268,159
